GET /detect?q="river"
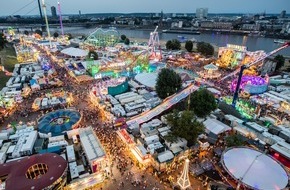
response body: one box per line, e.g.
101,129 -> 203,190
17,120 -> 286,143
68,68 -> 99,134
50,27 -> 290,56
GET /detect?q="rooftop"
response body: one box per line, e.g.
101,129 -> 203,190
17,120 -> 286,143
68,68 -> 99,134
135,72 -> 158,89
79,127 -> 105,161
222,147 -> 288,190
0,153 -> 67,190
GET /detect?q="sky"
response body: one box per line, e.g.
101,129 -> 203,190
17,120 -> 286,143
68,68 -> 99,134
1,0 -> 289,16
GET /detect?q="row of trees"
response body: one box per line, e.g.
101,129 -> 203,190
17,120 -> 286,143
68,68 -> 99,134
120,34 -> 130,45
196,41 -> 214,56
32,30 -> 72,40
166,39 -> 214,56
166,39 -> 181,50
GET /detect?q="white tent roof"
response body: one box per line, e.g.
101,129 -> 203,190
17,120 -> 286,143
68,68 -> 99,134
222,147 -> 288,190
157,150 -> 174,163
61,47 -> 88,57
204,63 -> 218,70
135,73 -> 157,89
203,118 -> 231,135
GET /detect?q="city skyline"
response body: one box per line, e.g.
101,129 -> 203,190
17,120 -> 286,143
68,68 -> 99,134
0,0 -> 289,16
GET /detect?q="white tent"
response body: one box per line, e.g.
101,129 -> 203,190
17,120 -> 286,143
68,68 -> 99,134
61,47 -> 88,57
222,147 -> 288,190
135,73 -> 158,89
203,118 -> 231,135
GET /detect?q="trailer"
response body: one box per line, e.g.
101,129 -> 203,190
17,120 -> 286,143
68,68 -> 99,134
115,92 -> 136,100
126,111 -> 139,117
120,95 -> 142,105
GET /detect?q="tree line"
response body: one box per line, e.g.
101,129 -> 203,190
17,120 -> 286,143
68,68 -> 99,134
166,39 -> 214,56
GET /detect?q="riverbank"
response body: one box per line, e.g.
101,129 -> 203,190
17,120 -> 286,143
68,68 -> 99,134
0,44 -> 18,89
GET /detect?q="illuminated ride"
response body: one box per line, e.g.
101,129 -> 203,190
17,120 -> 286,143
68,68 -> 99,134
148,26 -> 162,61
219,42 -> 290,107
85,26 -> 165,78
216,44 -> 266,71
57,1 -> 64,36
223,96 -> 255,119
7,27 -> 15,36
38,109 -> 81,136
84,28 -> 120,47
230,75 -> 268,95
198,63 -> 221,79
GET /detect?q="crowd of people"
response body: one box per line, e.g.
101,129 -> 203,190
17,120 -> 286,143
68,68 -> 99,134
4,36 -> 281,190
93,122 -> 163,190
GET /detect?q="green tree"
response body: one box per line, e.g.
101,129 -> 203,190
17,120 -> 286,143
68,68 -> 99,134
197,42 -> 214,56
166,39 -> 181,50
0,33 -> 7,50
155,68 -> 182,99
274,54 -> 285,71
88,50 -> 98,60
185,40 -> 193,52
23,30 -> 29,36
172,39 -> 181,50
190,88 -> 217,118
166,40 -> 173,50
120,34 -> 127,41
11,121 -> 17,133
225,134 -> 245,147
34,29 -> 43,37
124,38 -> 130,45
53,32 -> 59,38
166,110 -> 205,145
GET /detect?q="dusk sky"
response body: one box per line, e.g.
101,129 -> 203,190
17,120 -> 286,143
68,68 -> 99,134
1,0 -> 289,16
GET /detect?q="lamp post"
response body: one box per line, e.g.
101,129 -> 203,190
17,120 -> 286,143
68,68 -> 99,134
42,0 -> 52,48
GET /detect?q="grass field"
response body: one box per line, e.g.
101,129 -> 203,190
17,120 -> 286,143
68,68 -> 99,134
0,44 -> 18,89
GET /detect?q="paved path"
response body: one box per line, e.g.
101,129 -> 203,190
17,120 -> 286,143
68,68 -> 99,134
126,84 -> 199,126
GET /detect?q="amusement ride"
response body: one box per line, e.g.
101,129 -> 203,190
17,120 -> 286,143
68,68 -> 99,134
148,26 -> 162,61
218,42 -> 290,107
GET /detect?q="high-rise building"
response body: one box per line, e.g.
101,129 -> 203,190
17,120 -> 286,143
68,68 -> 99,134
51,6 -> 57,18
280,10 -> 286,18
196,8 -> 208,18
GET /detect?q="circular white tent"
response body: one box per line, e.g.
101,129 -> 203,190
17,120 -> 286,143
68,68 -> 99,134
222,147 -> 288,190
61,47 -> 88,57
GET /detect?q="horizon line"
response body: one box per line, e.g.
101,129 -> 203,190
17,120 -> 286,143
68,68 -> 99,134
2,11 -> 287,17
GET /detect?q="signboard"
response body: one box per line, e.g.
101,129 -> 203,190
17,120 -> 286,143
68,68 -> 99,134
227,44 -> 247,51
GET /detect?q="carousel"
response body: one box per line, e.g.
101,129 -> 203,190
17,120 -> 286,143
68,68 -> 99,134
37,109 -> 82,136
198,63 -> 221,79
